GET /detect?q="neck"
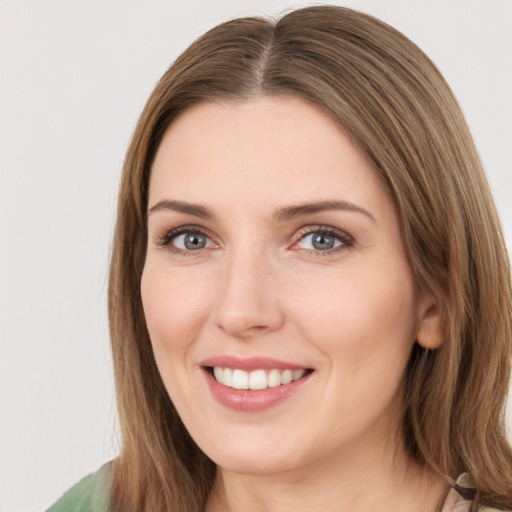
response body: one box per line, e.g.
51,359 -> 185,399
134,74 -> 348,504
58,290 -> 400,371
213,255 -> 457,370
204,439 -> 446,512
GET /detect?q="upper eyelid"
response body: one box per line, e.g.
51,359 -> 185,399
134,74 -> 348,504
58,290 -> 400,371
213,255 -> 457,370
157,224 -> 215,238
294,225 -> 354,241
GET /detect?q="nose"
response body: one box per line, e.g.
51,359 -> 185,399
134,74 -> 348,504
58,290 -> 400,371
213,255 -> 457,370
212,247 -> 285,339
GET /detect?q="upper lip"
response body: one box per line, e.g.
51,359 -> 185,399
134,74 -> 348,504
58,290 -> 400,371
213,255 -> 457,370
200,355 -> 310,372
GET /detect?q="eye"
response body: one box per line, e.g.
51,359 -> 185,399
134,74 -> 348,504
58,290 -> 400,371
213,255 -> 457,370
299,232 -> 341,251
293,227 -> 354,254
158,227 -> 216,253
173,232 -> 212,250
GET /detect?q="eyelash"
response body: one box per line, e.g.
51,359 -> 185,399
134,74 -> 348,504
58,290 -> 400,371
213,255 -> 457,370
156,225 -> 355,256
156,225 -> 216,255
293,226 -> 355,256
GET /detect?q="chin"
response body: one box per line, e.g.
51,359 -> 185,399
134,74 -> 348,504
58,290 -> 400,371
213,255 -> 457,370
212,452 -> 295,476
197,432 -> 304,476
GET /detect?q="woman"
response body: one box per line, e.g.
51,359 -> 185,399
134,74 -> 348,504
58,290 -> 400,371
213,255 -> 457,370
47,5 -> 512,512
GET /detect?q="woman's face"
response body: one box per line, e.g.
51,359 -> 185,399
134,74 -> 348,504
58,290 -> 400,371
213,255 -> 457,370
142,96 -> 437,476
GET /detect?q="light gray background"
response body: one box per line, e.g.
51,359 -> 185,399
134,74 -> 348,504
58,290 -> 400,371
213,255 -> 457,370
1,1 -> 511,511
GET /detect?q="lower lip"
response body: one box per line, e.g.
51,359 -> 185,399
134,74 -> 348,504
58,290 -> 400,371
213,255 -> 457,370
203,369 -> 312,412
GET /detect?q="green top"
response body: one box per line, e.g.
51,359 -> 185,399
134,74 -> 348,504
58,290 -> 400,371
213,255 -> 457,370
46,463 -> 111,512
46,465 -> 507,512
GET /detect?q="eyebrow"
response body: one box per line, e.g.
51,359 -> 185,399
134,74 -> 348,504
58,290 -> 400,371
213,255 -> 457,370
147,199 -> 215,219
273,200 -> 376,223
147,199 -> 376,223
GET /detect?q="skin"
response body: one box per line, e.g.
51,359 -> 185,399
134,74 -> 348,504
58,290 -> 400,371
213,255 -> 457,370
141,96 -> 444,511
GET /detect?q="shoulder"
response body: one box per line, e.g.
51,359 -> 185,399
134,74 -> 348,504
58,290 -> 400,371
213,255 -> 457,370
443,491 -> 508,511
442,474 -> 511,512
45,462 -> 112,512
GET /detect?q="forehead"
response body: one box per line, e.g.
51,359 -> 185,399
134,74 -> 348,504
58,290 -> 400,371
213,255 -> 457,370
148,96 -> 390,218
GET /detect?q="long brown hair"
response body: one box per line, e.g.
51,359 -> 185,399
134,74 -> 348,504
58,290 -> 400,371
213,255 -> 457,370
108,6 -> 512,511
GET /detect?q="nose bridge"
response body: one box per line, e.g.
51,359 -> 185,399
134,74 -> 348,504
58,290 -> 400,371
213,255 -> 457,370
213,241 -> 283,338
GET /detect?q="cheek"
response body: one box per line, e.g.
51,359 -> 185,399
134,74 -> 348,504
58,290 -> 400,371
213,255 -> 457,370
291,261 -> 417,366
140,265 -> 212,357
289,263 -> 417,434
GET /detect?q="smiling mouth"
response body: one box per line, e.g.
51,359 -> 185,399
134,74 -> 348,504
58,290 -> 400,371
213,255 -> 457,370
207,367 -> 313,390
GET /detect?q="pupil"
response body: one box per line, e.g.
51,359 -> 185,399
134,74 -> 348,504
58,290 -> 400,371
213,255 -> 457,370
312,233 -> 334,250
184,233 -> 206,250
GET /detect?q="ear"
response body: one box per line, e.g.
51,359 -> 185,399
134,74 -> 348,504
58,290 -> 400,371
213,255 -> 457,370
415,295 -> 443,349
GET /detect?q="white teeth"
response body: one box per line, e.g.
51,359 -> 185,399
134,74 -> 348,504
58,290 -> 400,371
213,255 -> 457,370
293,369 -> 305,381
249,369 -> 267,390
232,369 -> 249,389
267,368 -> 281,388
213,367 -> 223,382
281,369 -> 293,385
212,367 -> 307,389
223,367 -> 233,387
